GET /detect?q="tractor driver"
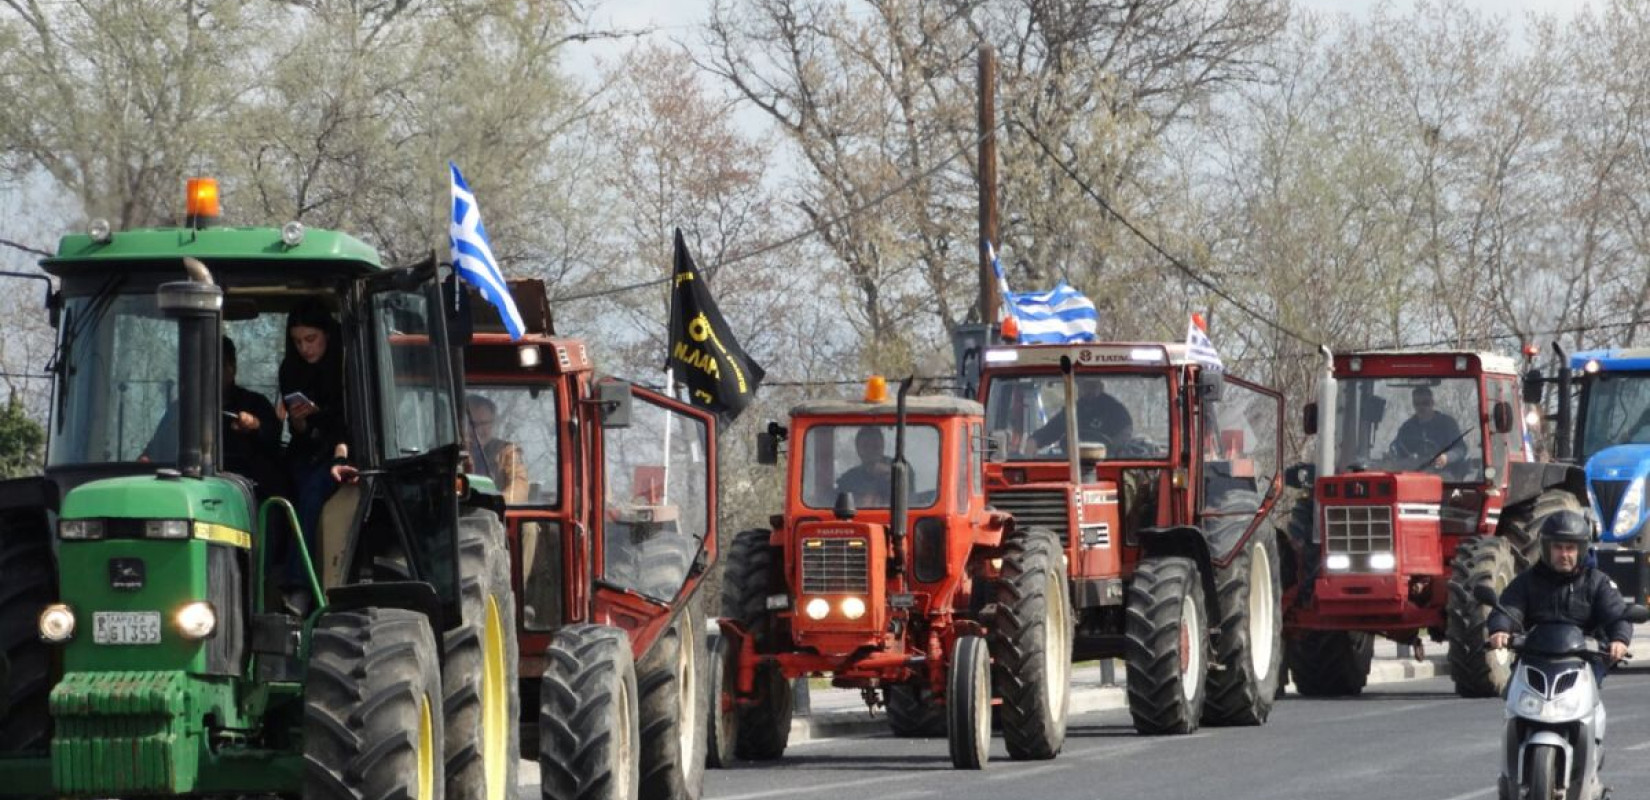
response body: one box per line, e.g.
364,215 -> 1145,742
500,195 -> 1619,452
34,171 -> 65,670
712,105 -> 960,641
1390,385 -> 1467,469
835,426 -> 893,507
1031,377 -> 1134,452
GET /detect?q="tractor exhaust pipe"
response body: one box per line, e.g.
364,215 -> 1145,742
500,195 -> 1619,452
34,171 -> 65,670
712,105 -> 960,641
1553,342 -> 1572,462
157,257 -> 223,478
890,375 -> 915,576
1060,356 -> 1081,486
1315,345 -> 1336,480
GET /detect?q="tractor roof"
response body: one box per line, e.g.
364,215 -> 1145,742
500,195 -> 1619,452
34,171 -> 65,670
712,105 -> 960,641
44,226 -> 382,277
982,342 -> 1195,369
792,395 -> 984,419
1571,348 -> 1650,371
1336,350 -> 1519,376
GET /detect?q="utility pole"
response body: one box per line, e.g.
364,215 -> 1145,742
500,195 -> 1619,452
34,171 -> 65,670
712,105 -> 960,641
977,43 -> 999,326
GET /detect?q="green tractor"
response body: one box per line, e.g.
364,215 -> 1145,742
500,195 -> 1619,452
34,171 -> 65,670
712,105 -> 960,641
0,181 -> 519,800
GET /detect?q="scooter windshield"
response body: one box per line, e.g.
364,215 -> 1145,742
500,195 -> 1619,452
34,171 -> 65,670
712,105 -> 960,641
1523,623 -> 1591,657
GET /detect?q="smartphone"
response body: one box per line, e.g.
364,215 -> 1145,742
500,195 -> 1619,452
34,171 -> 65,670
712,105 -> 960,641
283,392 -> 314,410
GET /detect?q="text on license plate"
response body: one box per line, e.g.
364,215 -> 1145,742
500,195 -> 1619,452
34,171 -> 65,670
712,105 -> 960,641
92,611 -> 162,645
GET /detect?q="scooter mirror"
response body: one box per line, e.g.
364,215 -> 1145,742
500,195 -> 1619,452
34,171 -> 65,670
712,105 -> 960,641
1471,583 -> 1500,607
1626,605 -> 1650,625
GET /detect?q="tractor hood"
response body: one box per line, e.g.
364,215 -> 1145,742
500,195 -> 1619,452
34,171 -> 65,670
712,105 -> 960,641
1585,444 -> 1650,543
60,473 -> 254,535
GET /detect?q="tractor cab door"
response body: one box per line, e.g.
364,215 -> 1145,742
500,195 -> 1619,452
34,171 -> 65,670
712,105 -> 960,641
592,385 -> 716,624
341,262 -> 463,626
1199,376 -> 1285,564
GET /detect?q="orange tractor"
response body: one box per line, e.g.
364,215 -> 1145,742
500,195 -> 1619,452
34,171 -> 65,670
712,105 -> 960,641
713,378 -> 1072,769
975,342 -> 1287,733
456,282 -> 718,799
1279,349 -> 1584,698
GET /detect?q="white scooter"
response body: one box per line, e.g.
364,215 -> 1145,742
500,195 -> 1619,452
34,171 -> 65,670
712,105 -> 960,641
1472,584 -> 1649,800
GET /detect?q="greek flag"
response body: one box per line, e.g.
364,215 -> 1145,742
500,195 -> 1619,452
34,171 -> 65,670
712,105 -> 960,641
450,163 -> 524,340
987,241 -> 1098,344
1186,313 -> 1224,372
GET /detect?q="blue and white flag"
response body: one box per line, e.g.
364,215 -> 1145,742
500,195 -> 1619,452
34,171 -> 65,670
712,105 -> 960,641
1186,313 -> 1224,372
450,162 -> 524,340
988,240 -> 1099,344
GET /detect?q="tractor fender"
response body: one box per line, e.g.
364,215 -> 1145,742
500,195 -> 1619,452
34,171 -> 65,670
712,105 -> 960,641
323,581 -> 447,654
1137,524 -> 1218,617
1504,462 -> 1586,509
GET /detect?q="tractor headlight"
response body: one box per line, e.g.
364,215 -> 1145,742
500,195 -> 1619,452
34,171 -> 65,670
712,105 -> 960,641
39,603 -> 75,642
59,519 -> 105,540
1368,552 -> 1396,571
175,601 -> 217,640
1326,553 -> 1352,572
1612,478 -> 1645,537
804,598 -> 831,620
840,597 -> 867,620
145,519 -> 191,540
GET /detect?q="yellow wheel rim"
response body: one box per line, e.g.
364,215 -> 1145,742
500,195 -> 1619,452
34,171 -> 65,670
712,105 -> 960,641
483,595 -> 509,800
417,692 -> 435,800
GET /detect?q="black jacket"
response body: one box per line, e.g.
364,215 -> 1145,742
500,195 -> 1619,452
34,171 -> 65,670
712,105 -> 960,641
1392,411 -> 1467,464
1488,560 -> 1633,645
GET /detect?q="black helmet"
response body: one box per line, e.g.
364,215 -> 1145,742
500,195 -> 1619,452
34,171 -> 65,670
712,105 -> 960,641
1538,510 -> 1593,572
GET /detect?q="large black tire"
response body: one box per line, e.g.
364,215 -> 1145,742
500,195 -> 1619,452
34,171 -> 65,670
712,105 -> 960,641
1498,489 -> 1585,567
445,508 -> 520,800
1280,496 -> 1314,597
721,529 -> 779,648
733,662 -> 792,761
947,635 -> 992,770
539,624 -> 641,800
704,632 -> 737,769
988,526 -> 1071,759
1527,743 -> 1559,800
1203,535 -> 1284,726
304,608 -> 445,800
1447,536 -> 1518,698
636,607 -> 707,800
885,684 -> 947,738
0,532 -> 52,753
1125,556 -> 1209,735
1286,631 -> 1373,696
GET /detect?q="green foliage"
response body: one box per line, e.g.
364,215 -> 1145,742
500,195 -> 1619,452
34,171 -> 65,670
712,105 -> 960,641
0,395 -> 44,478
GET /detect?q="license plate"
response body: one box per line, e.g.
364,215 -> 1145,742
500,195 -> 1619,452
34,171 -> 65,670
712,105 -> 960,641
92,611 -> 162,645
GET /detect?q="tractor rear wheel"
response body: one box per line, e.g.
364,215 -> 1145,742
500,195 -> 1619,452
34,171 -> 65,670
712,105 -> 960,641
947,635 -> 991,770
1447,536 -> 1518,698
705,632 -> 738,769
0,533 -> 52,753
303,609 -> 445,800
539,624 -> 641,800
1498,489 -> 1584,567
886,684 -> 947,738
1203,534 -> 1284,726
733,662 -> 792,761
1125,556 -> 1209,735
636,606 -> 707,800
444,508 -> 520,800
1286,631 -> 1373,696
988,526 -> 1071,760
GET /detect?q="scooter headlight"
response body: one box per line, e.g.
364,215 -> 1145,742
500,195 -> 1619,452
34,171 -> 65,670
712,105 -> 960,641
804,598 -> 831,620
39,603 -> 75,642
1515,690 -> 1545,717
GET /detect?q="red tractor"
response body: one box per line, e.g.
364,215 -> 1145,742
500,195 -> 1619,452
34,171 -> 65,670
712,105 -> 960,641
714,378 -> 1073,769
975,341 -> 1286,733
1279,349 -> 1584,698
456,281 -> 718,799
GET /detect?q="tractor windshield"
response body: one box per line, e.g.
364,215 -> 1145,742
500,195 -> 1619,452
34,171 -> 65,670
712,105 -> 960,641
1331,377 -> 1483,480
800,424 -> 943,510
1578,372 -> 1650,459
461,386 -> 559,506
984,373 -> 1171,461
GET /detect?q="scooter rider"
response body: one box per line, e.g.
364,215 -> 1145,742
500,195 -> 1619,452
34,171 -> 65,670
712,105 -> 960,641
1487,510 -> 1633,685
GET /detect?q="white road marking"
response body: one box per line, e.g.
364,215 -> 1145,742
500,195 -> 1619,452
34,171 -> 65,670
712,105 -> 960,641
1622,739 -> 1650,752
1433,788 -> 1496,800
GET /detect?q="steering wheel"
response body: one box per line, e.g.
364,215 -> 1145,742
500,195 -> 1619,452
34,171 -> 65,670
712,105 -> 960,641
1116,437 -> 1159,459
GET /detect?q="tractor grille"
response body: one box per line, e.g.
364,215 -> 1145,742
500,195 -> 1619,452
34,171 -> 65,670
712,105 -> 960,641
987,489 -> 1071,542
1592,479 -> 1631,530
1323,505 -> 1394,571
801,538 -> 869,594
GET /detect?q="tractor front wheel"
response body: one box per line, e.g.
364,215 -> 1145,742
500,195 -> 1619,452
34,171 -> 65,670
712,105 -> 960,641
636,606 -> 707,800
947,635 -> 991,770
1286,631 -> 1373,696
0,533 -> 52,754
734,662 -> 792,761
303,609 -> 445,800
705,632 -> 738,769
1447,536 -> 1518,698
988,526 -> 1071,759
444,508 -> 520,800
1203,535 -> 1284,726
539,624 -> 641,800
886,684 -> 947,738
1125,556 -> 1209,735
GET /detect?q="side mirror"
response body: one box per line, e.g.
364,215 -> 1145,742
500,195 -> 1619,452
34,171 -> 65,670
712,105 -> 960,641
597,380 -> 632,429
1471,583 -> 1500,608
756,432 -> 780,465
1283,462 -> 1315,490
1197,369 -> 1224,402
1626,605 -> 1650,625
1522,369 -> 1544,405
1492,401 -> 1515,434
986,431 -> 1009,463
1303,402 -> 1318,436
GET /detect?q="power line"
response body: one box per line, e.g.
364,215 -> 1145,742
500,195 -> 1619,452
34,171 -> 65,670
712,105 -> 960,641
554,121 -> 1003,303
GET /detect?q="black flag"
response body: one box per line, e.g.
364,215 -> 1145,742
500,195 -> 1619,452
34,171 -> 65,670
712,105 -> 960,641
667,229 -> 765,421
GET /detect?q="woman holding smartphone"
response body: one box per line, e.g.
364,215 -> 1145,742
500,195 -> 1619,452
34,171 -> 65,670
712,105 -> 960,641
277,300 -> 349,611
